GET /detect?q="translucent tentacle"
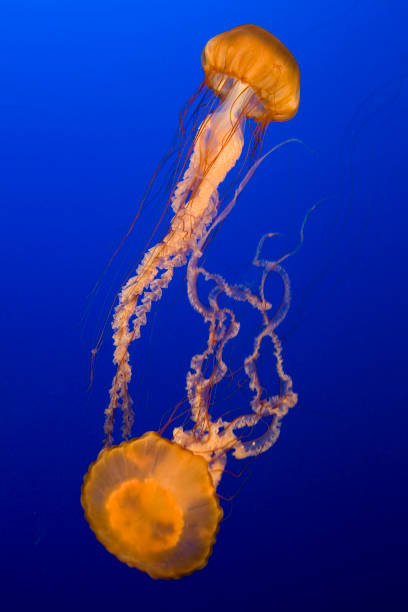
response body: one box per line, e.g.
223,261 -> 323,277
104,81 -> 252,445
174,222 -> 298,481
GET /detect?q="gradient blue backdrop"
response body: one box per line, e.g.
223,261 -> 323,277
1,1 -> 407,611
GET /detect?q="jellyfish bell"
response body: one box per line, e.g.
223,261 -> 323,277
81,432 -> 222,579
202,24 -> 300,123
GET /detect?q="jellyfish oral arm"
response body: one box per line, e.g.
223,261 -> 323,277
105,79 -> 255,444
170,79 -> 254,221
173,224 -> 298,484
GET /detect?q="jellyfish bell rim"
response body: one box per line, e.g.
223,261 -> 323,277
81,431 -> 223,579
201,23 -> 300,123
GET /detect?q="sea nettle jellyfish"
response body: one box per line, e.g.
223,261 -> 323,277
82,24 -> 300,579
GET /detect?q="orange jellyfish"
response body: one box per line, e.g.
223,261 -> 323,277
82,432 -> 222,579
82,24 -> 300,579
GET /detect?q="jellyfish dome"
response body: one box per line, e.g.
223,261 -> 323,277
202,24 -> 300,122
82,432 -> 222,579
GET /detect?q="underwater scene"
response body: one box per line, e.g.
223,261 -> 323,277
2,1 -> 407,610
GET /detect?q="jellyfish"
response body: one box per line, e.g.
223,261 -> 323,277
82,24 -> 300,579
104,24 -> 300,444
81,432 -> 222,579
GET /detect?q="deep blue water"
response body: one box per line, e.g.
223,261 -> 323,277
1,1 -> 407,610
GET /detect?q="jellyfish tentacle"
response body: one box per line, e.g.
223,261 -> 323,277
172,138 -> 309,475
187,303 -> 240,434
104,81 -> 257,444
173,228 -> 297,478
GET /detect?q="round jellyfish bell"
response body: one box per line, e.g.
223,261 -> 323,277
202,24 -> 300,122
81,432 -> 222,579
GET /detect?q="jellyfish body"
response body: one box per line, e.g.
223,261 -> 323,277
81,432 -> 222,579
84,25 -> 300,579
104,24 -> 300,444
202,24 -> 300,122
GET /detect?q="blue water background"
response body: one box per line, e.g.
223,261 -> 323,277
1,1 -> 407,610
